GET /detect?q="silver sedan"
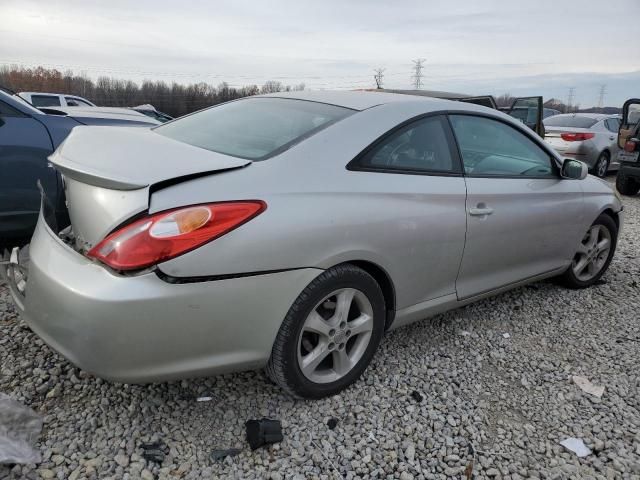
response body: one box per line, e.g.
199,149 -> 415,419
544,113 -> 621,178
2,91 -> 623,399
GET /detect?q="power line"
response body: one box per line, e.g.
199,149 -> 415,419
566,87 -> 575,113
411,59 -> 426,90
373,68 -> 385,89
597,84 -> 607,109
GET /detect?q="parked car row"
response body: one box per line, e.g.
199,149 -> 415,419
1,90 -> 622,399
17,91 -> 174,122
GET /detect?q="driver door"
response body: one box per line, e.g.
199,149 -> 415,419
0,100 -> 57,246
500,96 -> 544,138
448,114 -> 584,299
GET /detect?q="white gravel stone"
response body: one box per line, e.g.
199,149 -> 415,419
1,178 -> 638,479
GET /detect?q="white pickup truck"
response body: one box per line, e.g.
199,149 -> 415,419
18,91 -> 96,107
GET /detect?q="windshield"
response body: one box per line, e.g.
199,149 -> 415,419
154,97 -> 354,160
544,115 -> 598,128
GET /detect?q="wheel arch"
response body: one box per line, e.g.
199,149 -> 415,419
600,207 -> 620,231
339,260 -> 397,330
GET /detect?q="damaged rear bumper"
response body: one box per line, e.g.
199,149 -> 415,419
4,213 -> 322,383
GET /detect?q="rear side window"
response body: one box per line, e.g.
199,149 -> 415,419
31,95 -> 62,107
356,115 -> 458,173
544,115 -> 598,128
605,118 -> 620,133
65,97 -> 92,107
155,98 -> 354,160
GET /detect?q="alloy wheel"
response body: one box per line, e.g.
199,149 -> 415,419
596,155 -> 608,177
297,288 -> 374,384
572,224 -> 612,281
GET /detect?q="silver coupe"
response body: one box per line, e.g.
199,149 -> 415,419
3,91 -> 623,398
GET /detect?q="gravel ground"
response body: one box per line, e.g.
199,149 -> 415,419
1,181 -> 639,480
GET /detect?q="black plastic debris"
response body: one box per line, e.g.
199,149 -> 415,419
410,391 -> 423,403
211,448 -> 242,462
327,418 -> 338,430
245,418 -> 283,450
140,440 -> 166,463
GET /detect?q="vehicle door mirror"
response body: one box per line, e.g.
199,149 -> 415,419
561,159 -> 588,180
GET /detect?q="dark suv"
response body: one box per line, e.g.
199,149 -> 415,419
615,99 -> 640,195
0,89 -> 159,249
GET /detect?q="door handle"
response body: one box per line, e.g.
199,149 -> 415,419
469,207 -> 494,216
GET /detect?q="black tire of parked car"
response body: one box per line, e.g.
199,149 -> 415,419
557,214 -> 618,289
266,264 -> 385,399
616,172 -> 640,196
593,152 -> 610,178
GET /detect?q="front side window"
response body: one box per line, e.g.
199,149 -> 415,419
31,95 -> 61,107
627,104 -> 640,125
155,97 -> 354,160
449,115 -> 554,177
357,115 -> 457,173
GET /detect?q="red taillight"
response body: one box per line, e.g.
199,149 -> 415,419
87,201 -> 266,271
625,140 -> 637,153
560,132 -> 595,142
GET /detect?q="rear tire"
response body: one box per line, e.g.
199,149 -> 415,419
557,214 -> 617,289
616,172 -> 640,196
266,264 -> 385,399
593,152 -> 609,178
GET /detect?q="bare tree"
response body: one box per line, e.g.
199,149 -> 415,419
0,66 -> 306,117
495,93 -> 515,108
261,80 -> 284,94
373,68 -> 385,89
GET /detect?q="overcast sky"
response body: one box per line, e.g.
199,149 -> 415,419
2,0 -> 639,107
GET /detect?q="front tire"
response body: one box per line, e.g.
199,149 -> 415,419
266,264 -> 385,399
593,152 -> 609,178
557,214 -> 617,289
616,172 -> 640,196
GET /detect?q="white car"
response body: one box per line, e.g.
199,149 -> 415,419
18,92 -> 96,108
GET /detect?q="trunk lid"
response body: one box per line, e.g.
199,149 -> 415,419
47,126 -> 251,251
544,126 -> 592,138
544,126 -> 592,153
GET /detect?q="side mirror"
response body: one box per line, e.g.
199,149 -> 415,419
561,159 -> 588,180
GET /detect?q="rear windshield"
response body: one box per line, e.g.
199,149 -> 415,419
543,115 -> 598,128
154,97 -> 354,160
